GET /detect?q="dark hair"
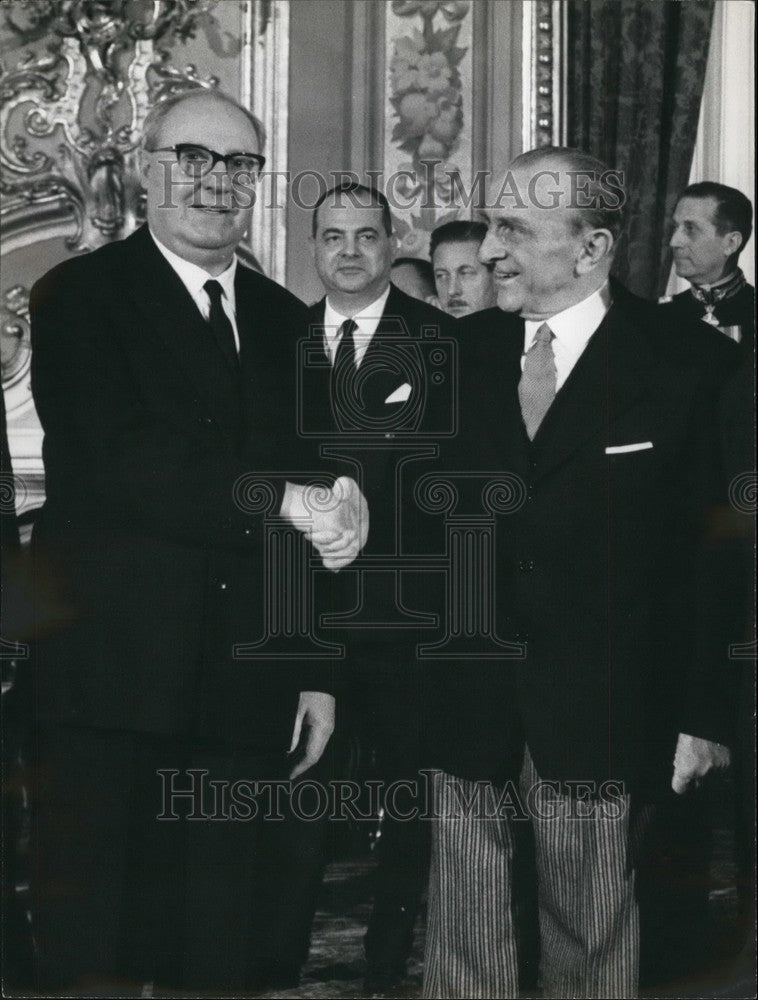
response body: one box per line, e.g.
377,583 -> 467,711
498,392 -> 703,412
678,181 -> 753,256
391,256 -> 436,298
312,182 -> 393,238
511,146 -> 626,241
429,220 -> 488,260
392,256 -> 434,278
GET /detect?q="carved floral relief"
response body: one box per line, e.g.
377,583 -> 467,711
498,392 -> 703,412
385,0 -> 473,258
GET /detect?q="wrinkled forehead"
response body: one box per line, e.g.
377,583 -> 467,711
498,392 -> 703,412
673,196 -> 719,228
485,163 -> 575,213
433,240 -> 485,265
158,96 -> 261,152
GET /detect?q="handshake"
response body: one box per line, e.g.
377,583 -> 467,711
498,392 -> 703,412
281,476 -> 369,570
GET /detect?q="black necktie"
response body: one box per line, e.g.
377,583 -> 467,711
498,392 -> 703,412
204,279 -> 239,370
332,318 -> 358,374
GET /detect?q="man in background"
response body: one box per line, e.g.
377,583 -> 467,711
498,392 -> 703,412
666,181 -> 754,343
390,255 -> 436,303
306,181 -> 452,992
430,219 -> 496,317
659,180 -> 755,984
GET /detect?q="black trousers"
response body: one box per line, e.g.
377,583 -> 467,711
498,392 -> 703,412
32,725 -> 324,992
345,653 -> 431,965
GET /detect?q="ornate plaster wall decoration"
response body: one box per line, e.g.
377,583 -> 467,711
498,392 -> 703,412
0,0 -> 222,252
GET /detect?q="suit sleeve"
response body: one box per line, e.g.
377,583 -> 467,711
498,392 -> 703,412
30,262 -> 286,554
677,371 -> 742,745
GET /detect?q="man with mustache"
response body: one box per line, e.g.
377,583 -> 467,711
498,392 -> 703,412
29,89 -> 365,993
430,220 -> 497,317
423,148 -> 740,998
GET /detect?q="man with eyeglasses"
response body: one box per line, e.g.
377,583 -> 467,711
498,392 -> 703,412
29,88 -> 366,993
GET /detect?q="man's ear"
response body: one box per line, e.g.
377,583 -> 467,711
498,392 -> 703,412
576,229 -> 614,274
722,230 -> 743,258
138,148 -> 150,190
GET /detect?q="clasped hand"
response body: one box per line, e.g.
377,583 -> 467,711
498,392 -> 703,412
671,732 -> 730,794
281,475 -> 369,570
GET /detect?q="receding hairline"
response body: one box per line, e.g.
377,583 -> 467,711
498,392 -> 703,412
500,147 -> 624,242
322,191 -> 386,211
142,90 -> 266,151
674,194 -> 721,223
484,159 -> 579,210
431,237 -> 485,258
510,146 -> 611,175
312,188 -> 392,237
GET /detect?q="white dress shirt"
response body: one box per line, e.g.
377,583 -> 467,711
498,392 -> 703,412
151,232 -> 240,352
522,283 -> 612,391
322,285 -> 392,367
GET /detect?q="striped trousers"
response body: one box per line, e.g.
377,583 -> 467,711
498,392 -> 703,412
423,752 -> 650,999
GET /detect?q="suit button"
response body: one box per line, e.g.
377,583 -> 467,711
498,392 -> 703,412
219,582 -> 228,591
244,529 -> 252,536
516,559 -> 534,572
514,631 -> 530,643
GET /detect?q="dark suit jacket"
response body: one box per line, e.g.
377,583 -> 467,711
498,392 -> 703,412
302,283 -> 455,666
426,292 -> 741,796
663,281 -> 755,343
656,282 -> 755,482
30,224 -> 332,749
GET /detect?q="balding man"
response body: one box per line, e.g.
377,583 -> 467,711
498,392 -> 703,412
423,148 -> 740,998
29,89 -> 364,992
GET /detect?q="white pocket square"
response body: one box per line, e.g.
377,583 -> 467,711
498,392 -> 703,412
605,441 -> 654,454
385,383 -> 411,404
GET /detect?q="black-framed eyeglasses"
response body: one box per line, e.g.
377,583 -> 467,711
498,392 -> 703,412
148,143 -> 266,177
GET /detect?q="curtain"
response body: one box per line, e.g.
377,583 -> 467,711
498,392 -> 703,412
567,0 -> 715,299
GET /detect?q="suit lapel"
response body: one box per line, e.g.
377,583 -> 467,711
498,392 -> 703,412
306,297 -> 330,361
124,226 -> 243,443
235,268 -> 260,433
360,285 -> 419,414
313,286 -> 413,420
530,305 -> 652,483
304,298 -> 338,433
484,313 -> 531,481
